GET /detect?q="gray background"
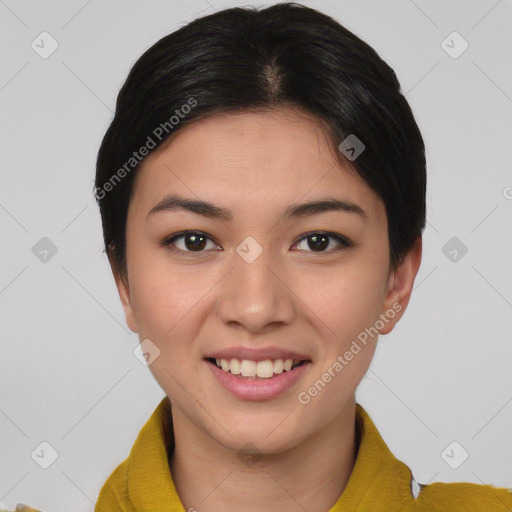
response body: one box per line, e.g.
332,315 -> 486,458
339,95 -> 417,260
1,0 -> 511,510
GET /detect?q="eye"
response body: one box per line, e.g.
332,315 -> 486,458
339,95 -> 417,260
293,232 -> 353,254
161,230 -> 353,257
162,230 -> 220,256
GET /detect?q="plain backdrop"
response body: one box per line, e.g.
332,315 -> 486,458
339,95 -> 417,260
1,0 -> 511,510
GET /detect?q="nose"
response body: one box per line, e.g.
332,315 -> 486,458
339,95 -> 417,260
215,244 -> 296,334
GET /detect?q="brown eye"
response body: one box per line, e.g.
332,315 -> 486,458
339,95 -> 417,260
181,233 -> 207,251
294,232 -> 352,254
307,234 -> 329,251
163,231 -> 219,256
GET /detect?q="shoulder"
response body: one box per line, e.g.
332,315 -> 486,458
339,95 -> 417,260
95,458 -> 135,512
411,481 -> 512,511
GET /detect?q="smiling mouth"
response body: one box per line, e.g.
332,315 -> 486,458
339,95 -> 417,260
205,357 -> 309,379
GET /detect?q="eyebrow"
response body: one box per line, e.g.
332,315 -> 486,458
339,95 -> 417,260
146,194 -> 366,222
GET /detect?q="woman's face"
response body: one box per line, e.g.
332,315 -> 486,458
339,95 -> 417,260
113,107 -> 418,453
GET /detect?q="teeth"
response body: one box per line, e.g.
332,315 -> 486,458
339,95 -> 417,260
240,360 -> 257,377
273,359 -> 284,374
230,358 -> 241,375
256,360 -> 274,378
215,358 -> 303,378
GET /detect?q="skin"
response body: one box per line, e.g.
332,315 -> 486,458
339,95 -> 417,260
110,107 -> 422,512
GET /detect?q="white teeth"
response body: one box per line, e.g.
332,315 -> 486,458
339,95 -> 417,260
273,359 -> 284,374
240,360 -> 257,377
214,358 -> 302,378
230,358 -> 241,375
256,360 -> 274,378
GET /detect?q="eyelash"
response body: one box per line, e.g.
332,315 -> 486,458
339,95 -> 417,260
161,230 -> 354,257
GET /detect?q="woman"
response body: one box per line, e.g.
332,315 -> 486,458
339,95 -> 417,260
90,2 -> 512,511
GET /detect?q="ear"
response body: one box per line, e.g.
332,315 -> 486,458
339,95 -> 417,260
379,236 -> 422,335
108,252 -> 138,334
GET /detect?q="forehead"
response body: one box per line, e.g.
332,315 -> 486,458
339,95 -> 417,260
162,107 -> 333,156
130,108 -> 383,220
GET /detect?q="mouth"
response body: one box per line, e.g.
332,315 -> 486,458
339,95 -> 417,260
203,346 -> 313,400
205,356 -> 312,400
205,357 -> 309,380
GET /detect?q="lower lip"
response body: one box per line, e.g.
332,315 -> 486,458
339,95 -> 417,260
205,360 -> 311,401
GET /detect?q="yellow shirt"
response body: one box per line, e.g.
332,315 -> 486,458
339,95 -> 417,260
94,397 -> 512,511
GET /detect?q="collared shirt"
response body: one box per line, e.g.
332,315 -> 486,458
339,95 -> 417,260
94,397 -> 512,511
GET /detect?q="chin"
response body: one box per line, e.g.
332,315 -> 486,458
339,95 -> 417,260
209,416 -> 308,456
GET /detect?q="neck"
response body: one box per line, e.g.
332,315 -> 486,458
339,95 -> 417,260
168,400 -> 358,512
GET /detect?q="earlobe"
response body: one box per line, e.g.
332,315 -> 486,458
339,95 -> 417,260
108,253 -> 139,334
379,237 -> 422,335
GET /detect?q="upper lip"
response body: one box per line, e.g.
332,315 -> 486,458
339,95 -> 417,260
204,346 -> 311,362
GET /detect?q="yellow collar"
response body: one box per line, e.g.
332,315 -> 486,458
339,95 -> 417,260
96,397 -> 512,511
104,397 -> 416,510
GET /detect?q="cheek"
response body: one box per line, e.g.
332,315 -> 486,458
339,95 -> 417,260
296,260 -> 387,344
127,246 -> 206,346
291,265 -> 385,418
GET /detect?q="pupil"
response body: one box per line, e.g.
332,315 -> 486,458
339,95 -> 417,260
309,235 -> 328,251
186,233 -> 206,251
184,234 -> 329,252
